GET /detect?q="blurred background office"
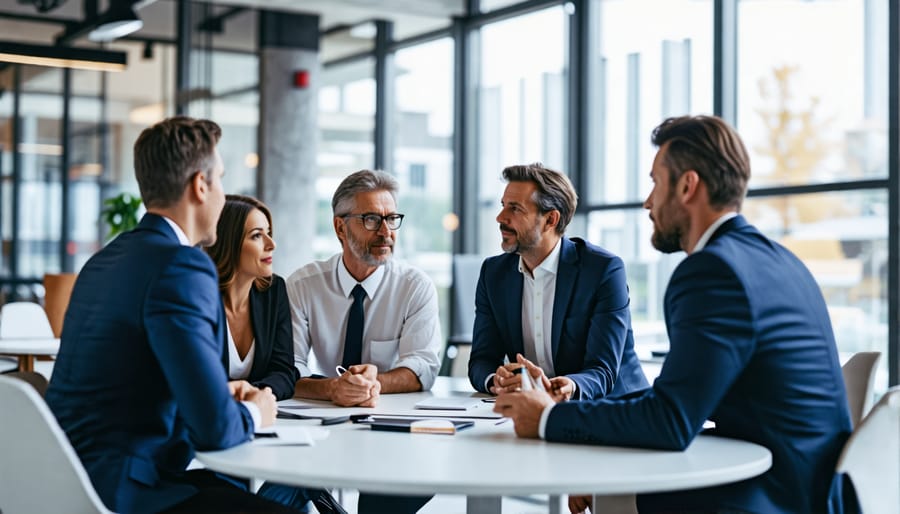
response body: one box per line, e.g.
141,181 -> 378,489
0,0 -> 895,392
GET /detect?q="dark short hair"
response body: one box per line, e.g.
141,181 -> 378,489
502,163 -> 578,234
133,116 -> 222,209
205,194 -> 273,293
651,115 -> 750,209
331,169 -> 399,216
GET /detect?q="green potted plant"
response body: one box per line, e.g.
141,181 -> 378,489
101,192 -> 142,241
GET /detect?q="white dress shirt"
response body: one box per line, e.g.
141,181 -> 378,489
160,215 -> 262,430
520,238 -> 562,375
286,253 -> 443,390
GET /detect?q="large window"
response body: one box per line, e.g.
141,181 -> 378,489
476,6 -> 569,254
586,0 -> 713,205
316,59 -> 376,258
392,37 -> 455,339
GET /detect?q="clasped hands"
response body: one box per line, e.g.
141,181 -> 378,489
228,380 -> 277,427
331,363 -> 381,407
490,354 -> 575,402
491,354 -> 574,439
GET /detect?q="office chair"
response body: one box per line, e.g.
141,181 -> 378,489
834,386 -> 900,514
0,375 -> 114,513
841,351 -> 882,427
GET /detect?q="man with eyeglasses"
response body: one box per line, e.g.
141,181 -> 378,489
286,168 -> 441,405
285,169 -> 440,513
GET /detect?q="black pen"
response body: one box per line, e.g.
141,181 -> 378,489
254,432 -> 278,438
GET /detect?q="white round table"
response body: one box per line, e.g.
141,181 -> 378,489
197,419 -> 771,513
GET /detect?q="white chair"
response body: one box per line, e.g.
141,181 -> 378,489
0,375 -> 114,514
0,301 -> 60,372
841,351 -> 882,427
835,386 -> 900,514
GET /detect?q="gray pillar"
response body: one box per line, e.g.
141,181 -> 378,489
258,11 -> 320,276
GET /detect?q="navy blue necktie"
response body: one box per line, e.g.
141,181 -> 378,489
341,284 -> 366,368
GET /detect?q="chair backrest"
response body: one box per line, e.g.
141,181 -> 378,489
43,273 -> 77,338
0,301 -> 55,339
450,254 -> 483,339
835,386 -> 900,514
841,351 -> 882,427
0,375 -> 114,514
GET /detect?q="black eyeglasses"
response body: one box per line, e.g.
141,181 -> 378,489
343,213 -> 405,231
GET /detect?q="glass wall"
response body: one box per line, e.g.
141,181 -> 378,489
316,58 -> 376,259
476,6 -> 569,254
392,37 -> 455,339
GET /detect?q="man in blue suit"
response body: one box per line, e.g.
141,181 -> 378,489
45,117 -> 298,514
495,116 -> 852,514
469,163 -> 647,401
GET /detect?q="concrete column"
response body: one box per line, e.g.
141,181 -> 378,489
257,11 -> 320,276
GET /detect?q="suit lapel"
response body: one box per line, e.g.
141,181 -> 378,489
499,258 -> 525,357
247,287 -> 267,379
552,238 -> 578,363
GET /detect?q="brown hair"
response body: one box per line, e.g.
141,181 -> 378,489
205,194 -> 273,293
651,115 -> 751,209
133,116 -> 222,208
502,163 -> 578,234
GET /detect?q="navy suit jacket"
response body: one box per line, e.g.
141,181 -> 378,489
545,216 -> 852,513
222,274 -> 300,400
468,237 -> 648,399
46,214 -> 255,514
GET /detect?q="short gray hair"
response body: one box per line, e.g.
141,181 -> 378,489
332,169 -> 399,215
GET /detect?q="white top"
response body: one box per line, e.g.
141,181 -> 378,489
519,238 -> 562,375
225,319 -> 256,380
286,253 -> 442,390
195,378 -> 772,505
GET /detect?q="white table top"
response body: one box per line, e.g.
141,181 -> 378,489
196,378 -> 772,498
0,338 -> 59,355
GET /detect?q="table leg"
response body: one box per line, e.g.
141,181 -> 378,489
549,494 -> 565,514
592,494 -> 637,514
18,355 -> 34,373
466,495 -> 502,514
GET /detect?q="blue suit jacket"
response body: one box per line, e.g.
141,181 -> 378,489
221,274 -> 300,400
46,214 -> 255,514
545,216 -> 852,513
468,237 -> 648,399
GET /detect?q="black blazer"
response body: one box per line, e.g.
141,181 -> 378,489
222,274 -> 300,400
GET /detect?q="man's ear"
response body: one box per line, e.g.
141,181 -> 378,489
333,216 -> 345,242
189,171 -> 207,203
544,210 -> 561,233
678,170 -> 701,204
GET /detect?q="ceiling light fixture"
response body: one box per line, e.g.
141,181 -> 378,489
88,2 -> 143,42
0,40 -> 127,72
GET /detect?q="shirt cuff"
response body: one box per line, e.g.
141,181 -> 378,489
241,400 -> 263,431
394,356 -> 437,391
538,403 -> 555,439
485,373 -> 496,393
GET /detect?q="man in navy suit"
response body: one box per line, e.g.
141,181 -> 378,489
469,163 -> 647,401
495,116 -> 853,514
45,117 -> 299,514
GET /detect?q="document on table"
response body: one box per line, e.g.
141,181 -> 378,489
253,425 -> 316,446
414,397 -> 482,410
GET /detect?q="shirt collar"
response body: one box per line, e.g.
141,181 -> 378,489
161,216 -> 191,247
692,212 -> 738,253
517,237 -> 562,277
336,254 -> 387,299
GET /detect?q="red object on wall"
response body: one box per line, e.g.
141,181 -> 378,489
293,70 -> 309,89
